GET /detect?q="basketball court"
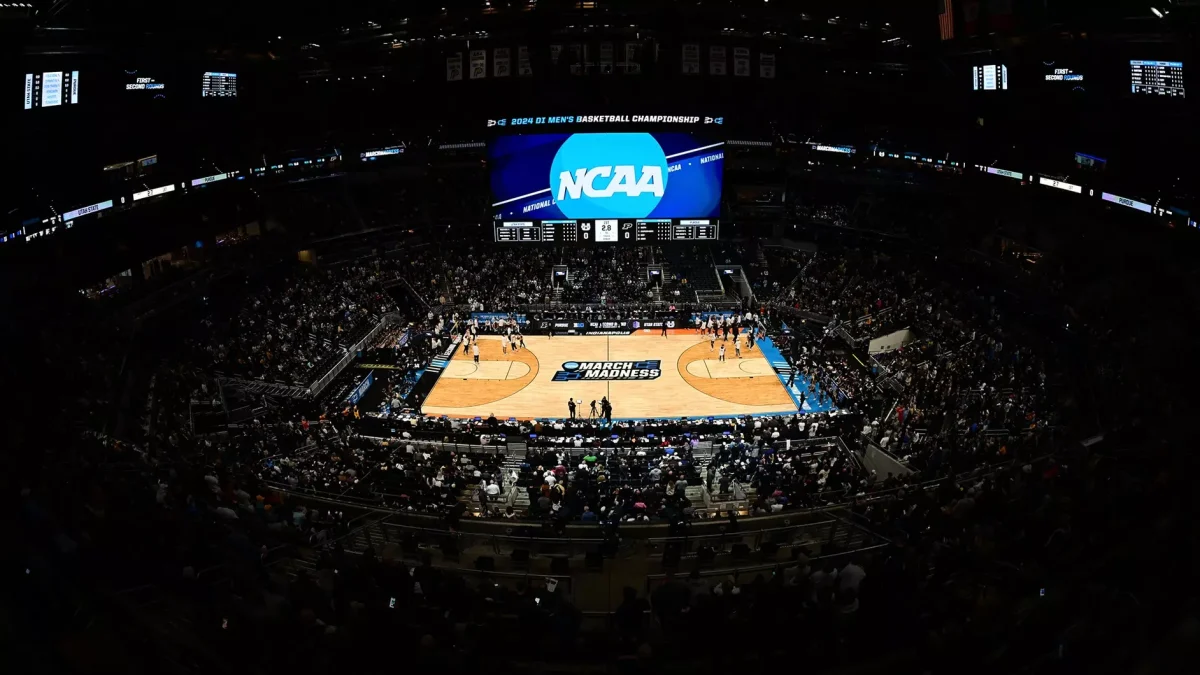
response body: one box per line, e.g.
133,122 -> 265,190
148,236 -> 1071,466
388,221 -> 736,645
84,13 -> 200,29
422,331 -> 810,420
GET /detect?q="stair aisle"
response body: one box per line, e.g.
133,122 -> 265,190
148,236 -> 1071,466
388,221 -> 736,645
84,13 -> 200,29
501,453 -> 530,514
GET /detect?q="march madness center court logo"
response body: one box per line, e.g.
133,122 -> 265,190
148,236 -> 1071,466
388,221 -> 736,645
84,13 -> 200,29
552,360 -> 662,381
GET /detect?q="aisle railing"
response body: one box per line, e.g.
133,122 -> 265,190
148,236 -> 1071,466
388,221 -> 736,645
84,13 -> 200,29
307,311 -> 404,397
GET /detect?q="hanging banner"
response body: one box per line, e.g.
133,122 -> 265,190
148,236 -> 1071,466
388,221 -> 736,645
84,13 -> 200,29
569,44 -> 582,74
600,42 -> 613,74
469,49 -> 487,79
623,42 -> 642,74
682,43 -> 701,74
550,44 -> 563,66
733,47 -> 751,77
518,45 -> 532,76
494,47 -> 511,77
989,0 -> 1015,31
964,0 -> 982,35
759,52 -> 776,79
447,53 -> 463,81
710,45 -> 727,75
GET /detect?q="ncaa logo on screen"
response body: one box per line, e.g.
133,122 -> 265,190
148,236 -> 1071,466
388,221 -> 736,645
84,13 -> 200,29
549,133 -> 669,219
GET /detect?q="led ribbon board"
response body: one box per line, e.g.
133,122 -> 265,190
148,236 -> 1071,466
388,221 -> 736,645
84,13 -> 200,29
985,167 -> 1023,180
1038,177 -> 1082,194
133,184 -> 176,201
62,199 -> 113,222
1102,192 -> 1152,214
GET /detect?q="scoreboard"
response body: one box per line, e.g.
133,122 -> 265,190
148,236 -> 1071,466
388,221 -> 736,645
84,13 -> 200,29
201,71 -> 238,97
494,218 -> 719,243
24,70 -> 80,109
1130,60 -> 1185,98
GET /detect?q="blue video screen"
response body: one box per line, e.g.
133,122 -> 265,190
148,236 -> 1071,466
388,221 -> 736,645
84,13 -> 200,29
490,133 -> 724,220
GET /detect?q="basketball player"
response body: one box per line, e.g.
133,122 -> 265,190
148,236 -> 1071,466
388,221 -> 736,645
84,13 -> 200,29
472,342 -> 480,364
661,322 -> 668,338
734,339 -> 742,359
719,344 -> 726,362
501,338 -> 508,356
709,332 -> 716,352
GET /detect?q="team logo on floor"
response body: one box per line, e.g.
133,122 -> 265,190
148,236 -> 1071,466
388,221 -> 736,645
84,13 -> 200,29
552,360 -> 662,381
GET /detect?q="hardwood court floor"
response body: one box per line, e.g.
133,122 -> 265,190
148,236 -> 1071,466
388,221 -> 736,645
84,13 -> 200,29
422,332 -> 797,420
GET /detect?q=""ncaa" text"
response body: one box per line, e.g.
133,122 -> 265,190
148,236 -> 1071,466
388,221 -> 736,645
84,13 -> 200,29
556,166 -> 665,201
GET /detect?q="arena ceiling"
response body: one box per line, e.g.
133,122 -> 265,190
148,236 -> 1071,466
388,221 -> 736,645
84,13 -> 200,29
13,0 -> 1194,60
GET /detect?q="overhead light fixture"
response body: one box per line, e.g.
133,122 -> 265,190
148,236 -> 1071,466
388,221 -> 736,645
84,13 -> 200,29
1150,6 -> 1165,16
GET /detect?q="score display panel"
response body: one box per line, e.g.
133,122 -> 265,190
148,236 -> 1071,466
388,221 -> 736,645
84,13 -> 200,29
972,64 -> 1008,91
489,132 -> 723,244
201,72 -> 237,97
489,132 -> 723,220
24,70 -> 80,109
1130,60 -> 1184,98
494,218 -> 718,244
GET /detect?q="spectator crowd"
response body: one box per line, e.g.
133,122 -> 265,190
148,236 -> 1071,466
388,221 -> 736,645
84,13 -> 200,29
16,209 -> 1162,675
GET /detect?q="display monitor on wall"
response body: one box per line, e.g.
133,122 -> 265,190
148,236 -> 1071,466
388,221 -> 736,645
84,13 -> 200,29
124,70 -> 167,98
201,71 -> 237,97
1042,61 -> 1084,91
972,64 -> 1008,91
24,71 -> 80,109
489,132 -> 724,220
1130,60 -> 1184,97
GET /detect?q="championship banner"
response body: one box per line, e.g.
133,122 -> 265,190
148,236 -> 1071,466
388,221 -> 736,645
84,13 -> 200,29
447,53 -> 463,81
710,45 -> 727,75
518,46 -> 532,76
988,0 -> 1015,31
733,47 -> 751,77
569,44 -> 582,74
550,44 -> 563,66
469,49 -> 487,79
494,47 -> 511,77
759,52 -> 776,79
682,43 -> 701,74
963,0 -> 981,35
600,42 -> 614,74
623,42 -> 642,74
